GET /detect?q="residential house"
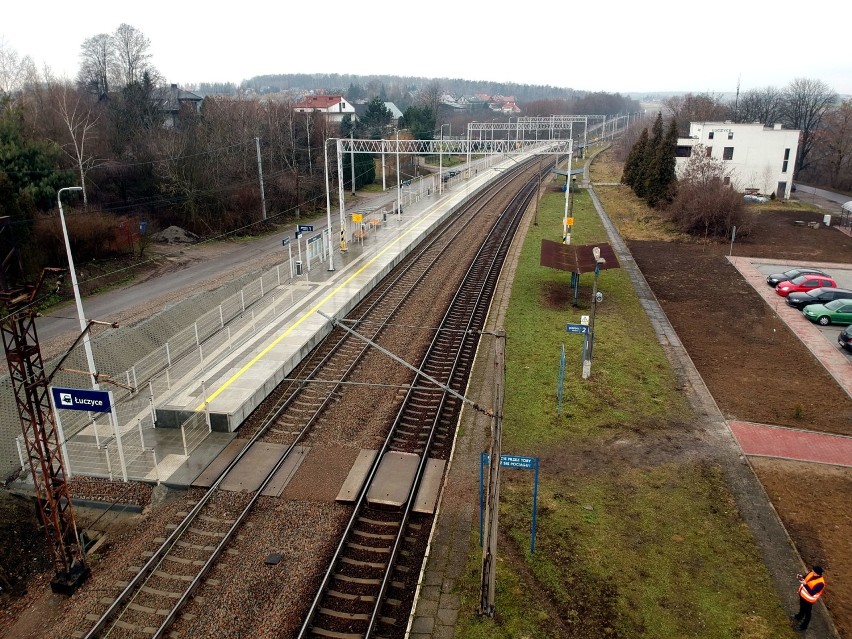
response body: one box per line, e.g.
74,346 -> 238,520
154,84 -> 203,128
292,95 -> 356,123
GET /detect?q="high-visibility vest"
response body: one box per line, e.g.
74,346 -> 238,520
799,571 -> 826,603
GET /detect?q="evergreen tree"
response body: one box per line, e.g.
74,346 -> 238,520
657,119 -> 680,206
360,96 -> 393,139
636,112 -> 663,199
342,151 -> 375,190
400,106 -> 435,140
621,127 -> 648,189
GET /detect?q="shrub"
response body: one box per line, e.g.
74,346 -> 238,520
666,144 -> 751,238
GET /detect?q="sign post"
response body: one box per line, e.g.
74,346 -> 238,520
51,387 -> 126,481
480,453 -> 540,554
282,237 -> 293,278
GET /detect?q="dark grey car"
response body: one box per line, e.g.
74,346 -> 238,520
766,267 -> 828,287
786,287 -> 852,310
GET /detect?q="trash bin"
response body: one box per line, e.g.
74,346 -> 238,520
295,260 -> 303,276
823,214 -> 832,227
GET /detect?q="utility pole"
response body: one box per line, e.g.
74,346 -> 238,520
255,137 -> 267,221
480,330 -> 505,617
350,131 -> 356,196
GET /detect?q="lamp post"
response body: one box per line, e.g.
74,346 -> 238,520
57,187 -> 99,389
323,138 -> 335,271
439,123 -> 450,195
582,247 -> 606,379
395,130 -> 402,216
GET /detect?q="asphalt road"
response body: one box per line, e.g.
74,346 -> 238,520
35,188 -> 405,345
793,183 -> 851,206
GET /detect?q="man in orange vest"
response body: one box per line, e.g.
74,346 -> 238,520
792,565 -> 826,631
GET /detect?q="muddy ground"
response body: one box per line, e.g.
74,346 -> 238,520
628,205 -> 852,637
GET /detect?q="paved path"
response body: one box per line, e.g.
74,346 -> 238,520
729,421 -> 852,467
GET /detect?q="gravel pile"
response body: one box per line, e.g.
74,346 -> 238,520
150,226 -> 200,244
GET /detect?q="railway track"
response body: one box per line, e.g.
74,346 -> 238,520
298,174 -> 541,638
80,157 -> 550,639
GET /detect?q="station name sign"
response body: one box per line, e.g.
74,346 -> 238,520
51,386 -> 112,413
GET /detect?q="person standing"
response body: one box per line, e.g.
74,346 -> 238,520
792,565 -> 826,631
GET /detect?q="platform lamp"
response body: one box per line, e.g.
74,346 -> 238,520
57,186 -> 99,390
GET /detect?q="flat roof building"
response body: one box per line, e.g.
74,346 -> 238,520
676,122 -> 800,199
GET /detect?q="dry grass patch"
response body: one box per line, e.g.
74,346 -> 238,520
595,185 -> 690,242
588,151 -> 623,183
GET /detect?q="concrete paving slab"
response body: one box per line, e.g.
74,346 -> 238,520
219,442 -> 287,492
413,458 -> 446,514
190,438 -> 246,488
336,449 -> 378,503
367,451 -> 419,509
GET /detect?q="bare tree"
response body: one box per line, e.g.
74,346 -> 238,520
54,83 -> 105,206
113,24 -> 156,88
668,144 -> 748,238
663,93 -> 728,136
808,99 -> 852,190
417,81 -> 443,131
781,78 -> 837,174
0,38 -> 35,96
77,33 -> 114,96
736,86 -> 783,125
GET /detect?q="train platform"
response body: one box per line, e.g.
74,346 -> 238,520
140,156 -> 512,487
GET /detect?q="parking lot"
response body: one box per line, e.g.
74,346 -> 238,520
741,258 -> 852,368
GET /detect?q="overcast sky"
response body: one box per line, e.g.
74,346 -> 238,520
3,0 -> 850,96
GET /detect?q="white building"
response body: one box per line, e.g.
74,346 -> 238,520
292,95 -> 356,123
675,122 -> 800,199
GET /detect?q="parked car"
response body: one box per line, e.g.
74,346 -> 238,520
766,267 -> 829,287
803,299 -> 852,326
786,287 -> 852,310
775,275 -> 837,297
838,325 -> 852,351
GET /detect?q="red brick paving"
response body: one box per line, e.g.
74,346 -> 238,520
729,420 -> 852,467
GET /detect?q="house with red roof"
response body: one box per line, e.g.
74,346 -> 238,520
292,95 -> 356,123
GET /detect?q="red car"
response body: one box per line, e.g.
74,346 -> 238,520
775,274 -> 837,297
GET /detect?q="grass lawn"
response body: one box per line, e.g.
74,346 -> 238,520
451,184 -> 796,638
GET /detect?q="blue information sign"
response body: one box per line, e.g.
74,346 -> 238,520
51,387 -> 112,413
480,452 -> 540,553
281,237 -> 291,246
483,453 -> 536,469
298,224 -> 314,232
566,323 -> 590,334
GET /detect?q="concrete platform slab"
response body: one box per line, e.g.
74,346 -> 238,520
162,431 -> 236,487
413,458 -> 446,514
218,443 -> 287,492
336,449 -> 378,503
191,438 -> 247,488
368,451 -> 420,509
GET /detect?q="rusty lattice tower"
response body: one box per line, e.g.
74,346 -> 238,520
0,216 -> 89,593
